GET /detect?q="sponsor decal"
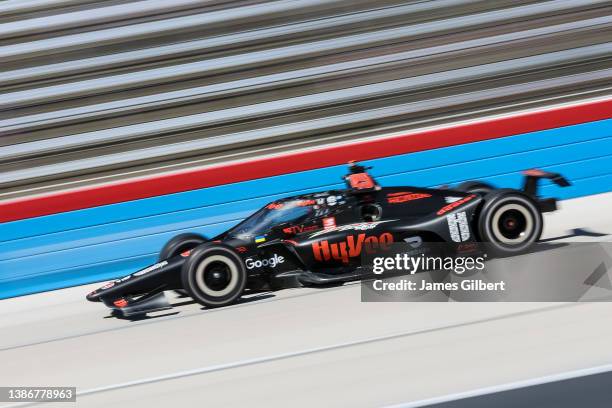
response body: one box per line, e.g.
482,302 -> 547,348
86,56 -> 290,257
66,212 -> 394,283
245,254 -> 285,269
447,211 -> 471,242
437,194 -> 476,215
283,224 -> 319,235
235,246 -> 248,253
403,235 -> 423,248
322,217 -> 336,229
313,195 -> 345,207
180,250 -> 191,257
267,199 -> 315,210
255,235 -> 266,243
296,199 -> 316,206
100,282 -> 115,290
312,232 -> 394,264
133,261 -> 168,276
267,203 -> 283,210
113,299 -> 128,308
315,208 -> 331,217
310,219 -> 395,238
387,192 -> 431,204
457,242 -> 479,253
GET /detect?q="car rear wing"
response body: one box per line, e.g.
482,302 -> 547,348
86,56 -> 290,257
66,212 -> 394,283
522,169 -> 571,212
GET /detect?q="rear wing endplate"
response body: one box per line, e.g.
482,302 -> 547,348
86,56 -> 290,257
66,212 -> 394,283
522,169 -> 571,212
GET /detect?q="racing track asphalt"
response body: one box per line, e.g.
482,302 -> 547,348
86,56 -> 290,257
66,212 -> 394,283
0,192 -> 611,407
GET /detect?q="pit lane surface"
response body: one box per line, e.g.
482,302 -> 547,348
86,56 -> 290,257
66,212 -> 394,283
1,192 -> 611,407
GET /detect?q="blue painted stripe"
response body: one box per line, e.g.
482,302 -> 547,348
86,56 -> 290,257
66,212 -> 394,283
2,119 -> 610,243
1,118 -> 611,298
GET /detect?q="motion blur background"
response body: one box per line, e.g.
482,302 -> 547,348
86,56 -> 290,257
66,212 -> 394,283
0,1 -> 611,406
1,0 -> 610,298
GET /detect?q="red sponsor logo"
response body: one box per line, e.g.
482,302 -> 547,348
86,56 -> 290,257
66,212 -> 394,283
296,199 -> 316,206
312,233 -> 394,264
322,217 -> 336,229
235,246 -> 248,253
113,299 -> 128,308
282,224 -> 319,235
180,250 -> 191,257
267,203 -> 283,210
267,200 -> 315,210
387,192 -> 431,204
457,242 -> 479,253
100,282 -> 115,290
437,194 -> 476,215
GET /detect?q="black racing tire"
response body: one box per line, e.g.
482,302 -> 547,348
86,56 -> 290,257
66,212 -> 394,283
457,181 -> 495,195
159,233 -> 208,261
159,233 -> 208,297
477,190 -> 543,256
181,244 -> 246,308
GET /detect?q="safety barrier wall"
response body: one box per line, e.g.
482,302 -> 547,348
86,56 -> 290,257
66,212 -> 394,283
1,100 -> 610,299
2,0 -> 611,198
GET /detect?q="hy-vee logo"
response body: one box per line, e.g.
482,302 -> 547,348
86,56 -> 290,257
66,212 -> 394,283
312,232 -> 394,264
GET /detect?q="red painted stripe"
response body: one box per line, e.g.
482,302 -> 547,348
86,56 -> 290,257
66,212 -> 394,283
1,99 -> 610,223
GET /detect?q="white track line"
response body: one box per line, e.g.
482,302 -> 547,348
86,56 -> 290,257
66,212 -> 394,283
0,283 -> 357,352
0,302 -> 588,408
388,363 -> 612,408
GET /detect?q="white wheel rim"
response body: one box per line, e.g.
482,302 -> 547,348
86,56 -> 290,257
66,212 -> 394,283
491,203 -> 534,245
194,255 -> 239,297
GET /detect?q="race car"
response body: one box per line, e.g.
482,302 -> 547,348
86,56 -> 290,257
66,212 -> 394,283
86,162 -> 569,317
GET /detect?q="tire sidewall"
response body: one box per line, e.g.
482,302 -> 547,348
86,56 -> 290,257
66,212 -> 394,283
478,190 -> 542,255
181,244 -> 246,307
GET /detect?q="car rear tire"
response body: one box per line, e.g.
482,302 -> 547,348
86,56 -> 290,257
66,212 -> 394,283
478,190 -> 543,256
457,181 -> 495,195
181,245 -> 246,308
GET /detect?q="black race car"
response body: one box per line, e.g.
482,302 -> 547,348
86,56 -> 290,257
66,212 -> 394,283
87,162 -> 569,317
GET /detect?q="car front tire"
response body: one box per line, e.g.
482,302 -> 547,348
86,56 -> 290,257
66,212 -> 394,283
159,233 -> 208,297
181,245 -> 246,308
159,233 -> 208,261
